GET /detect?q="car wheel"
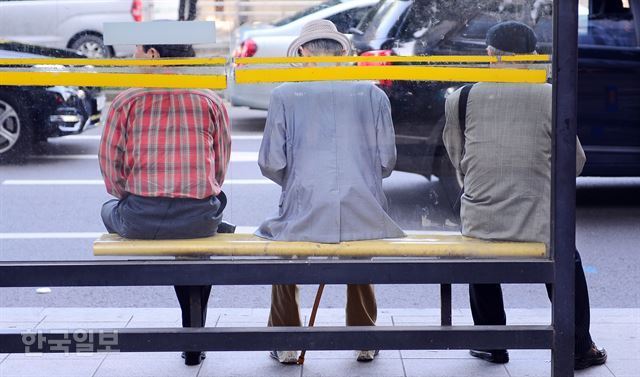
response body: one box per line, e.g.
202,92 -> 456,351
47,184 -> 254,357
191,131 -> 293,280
71,34 -> 109,58
435,147 -> 463,217
0,95 -> 33,162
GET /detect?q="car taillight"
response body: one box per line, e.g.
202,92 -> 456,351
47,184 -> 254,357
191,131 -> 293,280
131,0 -> 143,22
234,39 -> 258,58
358,50 -> 393,66
358,50 -> 393,87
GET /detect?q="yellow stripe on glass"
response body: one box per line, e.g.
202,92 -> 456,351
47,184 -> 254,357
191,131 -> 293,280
0,57 -> 227,67
236,66 -> 548,84
0,71 -> 227,89
0,55 -> 550,67
236,54 -> 551,65
0,54 -> 549,88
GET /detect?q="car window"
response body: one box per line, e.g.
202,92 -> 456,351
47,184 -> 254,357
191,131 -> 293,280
460,13 -> 501,39
458,2 -> 536,40
579,0 -> 638,47
353,0 -> 385,33
397,2 -> 436,41
326,5 -> 375,33
272,0 -> 343,27
362,0 -> 413,40
409,1 -> 554,55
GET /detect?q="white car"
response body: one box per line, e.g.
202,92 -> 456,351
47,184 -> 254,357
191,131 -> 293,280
0,0 -> 143,57
228,0 -> 379,110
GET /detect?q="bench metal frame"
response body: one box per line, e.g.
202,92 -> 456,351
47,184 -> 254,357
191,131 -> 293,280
0,1 -> 578,376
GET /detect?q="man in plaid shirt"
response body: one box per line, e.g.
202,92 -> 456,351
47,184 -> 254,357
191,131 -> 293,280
98,43 -> 231,366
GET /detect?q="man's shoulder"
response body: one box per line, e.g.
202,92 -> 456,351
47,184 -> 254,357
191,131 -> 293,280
468,83 -> 551,110
110,88 -> 148,110
112,88 -> 224,108
445,85 -> 463,111
474,82 -> 551,95
273,81 -> 381,94
187,89 -> 226,108
186,89 -> 222,100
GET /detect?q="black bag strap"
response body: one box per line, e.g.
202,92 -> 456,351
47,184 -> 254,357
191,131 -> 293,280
458,83 -> 473,138
451,83 -> 473,216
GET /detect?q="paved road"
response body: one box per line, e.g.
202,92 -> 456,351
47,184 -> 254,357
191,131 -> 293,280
1,106 -> 639,309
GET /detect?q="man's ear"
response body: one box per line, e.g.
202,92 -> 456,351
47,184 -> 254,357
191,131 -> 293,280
148,47 -> 161,58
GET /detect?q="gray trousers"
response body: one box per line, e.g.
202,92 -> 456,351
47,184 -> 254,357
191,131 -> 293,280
101,193 -> 224,240
101,193 -> 226,360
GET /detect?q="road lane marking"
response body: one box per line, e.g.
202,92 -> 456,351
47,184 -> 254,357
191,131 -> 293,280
231,135 -> 264,140
29,151 -> 259,162
29,155 -> 97,160
60,135 -> 263,141
230,152 -> 259,162
1,179 -> 274,186
0,229 -> 460,240
0,232 -> 105,239
58,135 -> 103,140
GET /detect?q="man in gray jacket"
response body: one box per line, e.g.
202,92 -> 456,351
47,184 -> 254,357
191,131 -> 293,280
442,21 -> 606,370
255,20 -> 405,364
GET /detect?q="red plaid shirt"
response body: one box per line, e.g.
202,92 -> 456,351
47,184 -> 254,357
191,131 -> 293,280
99,88 -> 231,199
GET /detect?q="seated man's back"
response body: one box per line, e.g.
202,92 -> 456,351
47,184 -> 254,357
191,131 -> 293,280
100,88 -> 230,200
446,82 -> 554,243
256,81 -> 405,243
99,87 -> 231,240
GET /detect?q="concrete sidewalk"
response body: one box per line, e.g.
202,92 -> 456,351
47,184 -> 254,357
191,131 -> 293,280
0,307 -> 637,377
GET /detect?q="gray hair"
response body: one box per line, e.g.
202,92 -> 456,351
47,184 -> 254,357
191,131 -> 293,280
301,39 -> 345,56
486,45 -> 515,56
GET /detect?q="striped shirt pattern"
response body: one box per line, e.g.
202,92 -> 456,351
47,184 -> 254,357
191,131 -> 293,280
99,88 -> 231,199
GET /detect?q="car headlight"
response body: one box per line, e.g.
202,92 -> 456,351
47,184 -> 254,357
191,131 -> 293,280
46,86 -> 74,102
50,114 -> 82,123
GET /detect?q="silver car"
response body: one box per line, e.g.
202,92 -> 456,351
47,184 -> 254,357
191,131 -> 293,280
0,0 -> 142,57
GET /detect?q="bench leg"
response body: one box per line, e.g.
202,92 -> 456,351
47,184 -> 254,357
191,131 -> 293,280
440,284 -> 452,326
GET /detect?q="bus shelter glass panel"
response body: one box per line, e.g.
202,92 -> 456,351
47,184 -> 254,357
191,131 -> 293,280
0,0 -> 561,306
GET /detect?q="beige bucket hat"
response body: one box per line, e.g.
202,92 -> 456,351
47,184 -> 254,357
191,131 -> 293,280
286,20 -> 352,57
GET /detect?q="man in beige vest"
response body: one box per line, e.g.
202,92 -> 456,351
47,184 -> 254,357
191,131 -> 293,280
442,21 -> 606,371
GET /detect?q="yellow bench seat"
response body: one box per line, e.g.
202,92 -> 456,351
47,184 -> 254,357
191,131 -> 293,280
93,233 -> 546,258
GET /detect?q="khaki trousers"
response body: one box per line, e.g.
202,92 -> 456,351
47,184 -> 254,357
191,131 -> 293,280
268,284 -> 377,327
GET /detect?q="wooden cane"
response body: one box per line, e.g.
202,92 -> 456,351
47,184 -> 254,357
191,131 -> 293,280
297,284 -> 325,365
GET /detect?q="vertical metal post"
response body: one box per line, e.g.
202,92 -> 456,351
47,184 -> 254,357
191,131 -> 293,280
551,0 -> 578,375
440,284 -> 452,326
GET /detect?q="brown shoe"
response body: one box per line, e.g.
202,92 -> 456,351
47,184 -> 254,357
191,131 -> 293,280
575,343 -> 607,370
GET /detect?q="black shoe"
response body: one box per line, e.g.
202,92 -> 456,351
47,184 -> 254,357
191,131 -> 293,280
575,343 -> 607,370
469,349 -> 509,364
182,351 -> 206,366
